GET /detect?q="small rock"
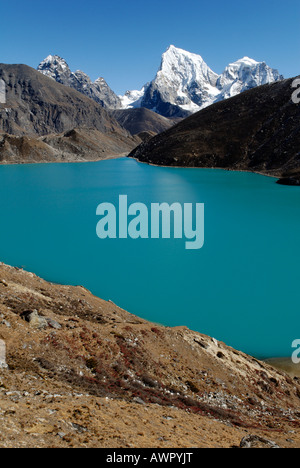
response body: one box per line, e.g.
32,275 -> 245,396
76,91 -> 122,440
247,397 -> 258,406
194,339 -> 208,349
1,320 -> 11,328
133,397 -> 146,405
72,423 -> 87,433
46,318 -> 62,330
240,435 -> 280,449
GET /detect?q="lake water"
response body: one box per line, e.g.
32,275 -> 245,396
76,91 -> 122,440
0,157 -> 299,358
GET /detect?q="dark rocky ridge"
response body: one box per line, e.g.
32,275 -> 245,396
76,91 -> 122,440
129,77 -> 300,184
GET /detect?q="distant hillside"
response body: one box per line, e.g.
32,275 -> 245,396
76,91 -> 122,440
0,64 -> 139,162
111,108 -> 177,135
0,129 -> 141,164
129,77 -> 300,184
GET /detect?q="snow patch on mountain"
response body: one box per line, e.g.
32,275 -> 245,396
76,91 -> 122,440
119,85 -> 149,109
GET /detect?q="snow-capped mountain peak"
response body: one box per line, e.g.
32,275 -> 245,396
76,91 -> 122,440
39,54 -> 67,66
37,56 -> 121,109
153,45 -> 219,112
159,45 -> 218,87
120,46 -> 284,118
216,56 -> 284,100
235,56 -> 259,65
127,45 -> 221,117
37,55 -> 71,83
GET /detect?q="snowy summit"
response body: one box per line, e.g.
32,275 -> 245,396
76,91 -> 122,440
37,55 -> 121,109
119,46 -> 284,117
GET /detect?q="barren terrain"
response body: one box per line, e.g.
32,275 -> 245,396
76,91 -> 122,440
0,262 -> 300,448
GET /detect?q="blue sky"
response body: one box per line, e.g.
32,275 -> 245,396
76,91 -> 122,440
1,0 -> 299,94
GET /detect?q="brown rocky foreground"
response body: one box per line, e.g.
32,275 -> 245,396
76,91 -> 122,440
0,262 -> 300,448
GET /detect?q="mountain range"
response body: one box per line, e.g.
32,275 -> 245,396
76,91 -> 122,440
37,46 -> 284,118
0,51 -> 297,183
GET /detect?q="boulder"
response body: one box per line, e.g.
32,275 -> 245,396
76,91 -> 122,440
21,310 -> 48,329
240,435 -> 280,449
46,318 -> 62,330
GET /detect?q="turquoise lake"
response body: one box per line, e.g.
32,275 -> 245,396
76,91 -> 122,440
0,157 -> 299,358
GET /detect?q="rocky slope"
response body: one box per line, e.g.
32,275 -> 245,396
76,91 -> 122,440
0,64 -> 121,136
120,45 -> 283,118
38,55 -> 121,109
129,77 -> 300,183
0,129 -> 140,164
0,261 -> 300,448
111,108 -> 177,136
0,64 -> 139,162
